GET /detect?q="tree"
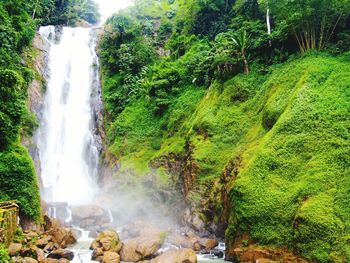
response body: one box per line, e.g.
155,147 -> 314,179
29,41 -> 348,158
214,29 -> 251,75
232,29 -> 250,74
259,0 -> 350,52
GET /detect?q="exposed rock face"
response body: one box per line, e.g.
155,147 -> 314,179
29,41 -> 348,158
90,230 -> 122,262
226,245 -> 309,263
183,208 -> 206,233
21,32 -> 50,186
141,248 -> 197,263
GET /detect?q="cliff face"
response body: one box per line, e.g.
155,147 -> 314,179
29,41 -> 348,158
101,53 -> 350,262
22,33 -> 50,190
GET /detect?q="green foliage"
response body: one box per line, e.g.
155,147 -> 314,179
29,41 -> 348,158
99,0 -> 350,262
29,0 -> 100,25
0,0 -> 41,221
228,55 -> 350,262
261,0 -> 350,52
0,245 -> 10,263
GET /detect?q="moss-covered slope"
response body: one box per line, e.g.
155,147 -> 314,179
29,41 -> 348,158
102,53 -> 350,262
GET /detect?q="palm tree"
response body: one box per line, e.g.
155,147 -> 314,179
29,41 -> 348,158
231,30 -> 250,75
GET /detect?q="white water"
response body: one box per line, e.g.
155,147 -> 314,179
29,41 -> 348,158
38,26 -> 99,206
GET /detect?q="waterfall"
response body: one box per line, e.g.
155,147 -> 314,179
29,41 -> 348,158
37,26 -> 99,206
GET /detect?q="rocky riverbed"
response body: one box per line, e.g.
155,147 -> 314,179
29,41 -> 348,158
10,214 -> 225,263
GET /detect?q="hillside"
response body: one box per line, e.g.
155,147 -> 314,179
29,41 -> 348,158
98,0 -> 350,262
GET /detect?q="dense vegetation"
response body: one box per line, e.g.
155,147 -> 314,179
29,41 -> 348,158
99,0 -> 350,262
31,0 -> 100,25
0,0 -> 42,221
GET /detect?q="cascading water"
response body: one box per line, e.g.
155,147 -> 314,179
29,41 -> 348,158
37,26 -> 101,262
37,26 -> 99,206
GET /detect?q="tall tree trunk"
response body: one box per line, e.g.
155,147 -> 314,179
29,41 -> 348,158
242,51 -> 249,75
266,8 -> 272,46
32,0 -> 40,19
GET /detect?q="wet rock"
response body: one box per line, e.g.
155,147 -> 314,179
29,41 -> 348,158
211,249 -> 224,258
198,238 -> 218,250
102,251 -> 120,263
8,243 -> 22,257
120,234 -> 164,262
226,245 -> 309,263
48,248 -> 74,261
91,248 -> 104,261
148,248 -> 197,263
90,230 -> 122,253
183,208 -> 206,233
48,226 -> 77,248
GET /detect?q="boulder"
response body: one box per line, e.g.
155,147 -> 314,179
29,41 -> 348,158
48,248 -> 74,261
23,257 -> 38,263
43,242 -> 59,253
102,251 -> 120,263
42,259 -> 59,263
34,247 -> 45,262
35,235 -> 52,248
167,233 -> 194,249
149,248 -> 197,263
120,235 -> 164,262
58,259 -> 70,263
90,230 -> 122,253
8,243 -> 22,257
91,248 -> 104,261
20,245 -> 39,258
49,227 -> 77,247
71,205 -> 110,228
198,238 -> 218,250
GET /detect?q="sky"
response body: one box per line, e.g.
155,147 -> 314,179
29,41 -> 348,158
94,0 -> 134,23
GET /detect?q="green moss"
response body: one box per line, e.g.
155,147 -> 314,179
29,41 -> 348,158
228,54 -> 350,262
0,145 -> 41,221
104,53 -> 349,262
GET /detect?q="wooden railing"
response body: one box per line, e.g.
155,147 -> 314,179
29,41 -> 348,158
0,201 -> 19,245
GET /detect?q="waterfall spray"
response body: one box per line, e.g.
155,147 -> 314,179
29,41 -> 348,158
37,26 -> 99,206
